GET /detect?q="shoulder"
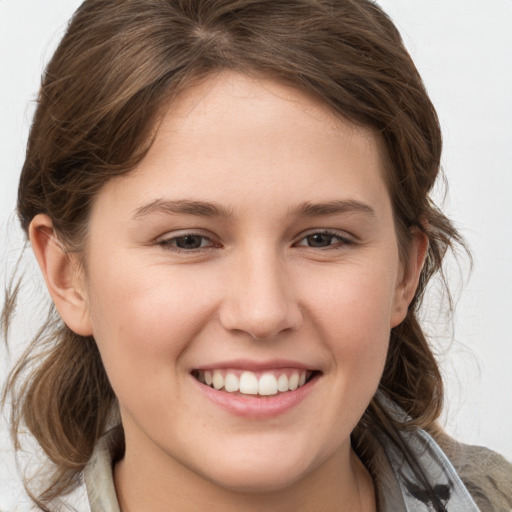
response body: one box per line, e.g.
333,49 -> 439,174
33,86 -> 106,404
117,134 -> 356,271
435,432 -> 512,512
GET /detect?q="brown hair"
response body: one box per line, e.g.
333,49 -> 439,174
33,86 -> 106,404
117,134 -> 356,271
3,0 -> 465,508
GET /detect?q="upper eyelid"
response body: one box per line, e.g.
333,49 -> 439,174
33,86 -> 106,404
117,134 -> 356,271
156,231 -> 218,250
295,229 -> 354,242
156,229 -> 215,242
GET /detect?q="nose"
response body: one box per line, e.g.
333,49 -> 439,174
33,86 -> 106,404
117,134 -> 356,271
219,248 -> 303,340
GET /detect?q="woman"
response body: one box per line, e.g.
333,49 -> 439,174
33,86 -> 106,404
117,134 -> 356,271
2,0 -> 511,511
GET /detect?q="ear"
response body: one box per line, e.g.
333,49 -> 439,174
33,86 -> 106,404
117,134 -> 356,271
29,214 -> 93,336
390,228 -> 429,328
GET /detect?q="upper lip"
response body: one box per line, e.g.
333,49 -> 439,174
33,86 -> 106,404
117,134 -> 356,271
192,359 -> 319,372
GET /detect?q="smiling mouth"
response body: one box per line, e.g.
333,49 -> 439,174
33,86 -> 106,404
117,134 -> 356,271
192,369 -> 319,397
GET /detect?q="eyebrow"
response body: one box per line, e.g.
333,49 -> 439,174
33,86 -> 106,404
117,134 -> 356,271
290,200 -> 376,218
132,199 -> 233,219
132,198 -> 375,220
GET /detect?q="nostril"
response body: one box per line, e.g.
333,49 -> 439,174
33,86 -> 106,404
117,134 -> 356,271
218,274 -> 302,340
219,308 -> 302,341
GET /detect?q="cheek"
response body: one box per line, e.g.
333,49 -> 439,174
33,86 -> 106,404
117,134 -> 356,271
310,261 -> 397,325
290,264 -> 396,449
305,261 -> 397,371
84,261 -> 219,397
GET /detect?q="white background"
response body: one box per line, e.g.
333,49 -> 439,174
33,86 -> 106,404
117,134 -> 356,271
1,0 -> 511,507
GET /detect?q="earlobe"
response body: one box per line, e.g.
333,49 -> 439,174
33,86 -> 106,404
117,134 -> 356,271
29,214 -> 92,336
390,229 -> 429,328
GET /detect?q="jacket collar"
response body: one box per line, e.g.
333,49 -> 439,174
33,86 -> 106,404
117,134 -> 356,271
81,399 -> 479,512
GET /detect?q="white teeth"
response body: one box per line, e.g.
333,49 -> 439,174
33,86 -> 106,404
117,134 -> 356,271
212,370 -> 224,390
258,374 -> 278,396
224,373 -> 239,392
277,373 -> 289,392
288,373 -> 299,391
239,371 -> 259,395
197,369 -> 312,395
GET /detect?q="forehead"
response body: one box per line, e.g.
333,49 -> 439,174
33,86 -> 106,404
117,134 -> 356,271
160,71 -> 378,149
92,72 -> 391,220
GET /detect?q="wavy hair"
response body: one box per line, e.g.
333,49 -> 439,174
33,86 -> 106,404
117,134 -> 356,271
2,0 -> 466,508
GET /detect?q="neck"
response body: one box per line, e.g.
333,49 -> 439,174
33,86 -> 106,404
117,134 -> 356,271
114,432 -> 376,512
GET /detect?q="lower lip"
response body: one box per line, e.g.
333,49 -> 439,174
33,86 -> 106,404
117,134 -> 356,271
192,374 -> 320,419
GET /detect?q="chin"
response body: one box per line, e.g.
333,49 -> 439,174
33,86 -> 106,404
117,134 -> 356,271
186,438 -> 324,494
202,463 -> 309,494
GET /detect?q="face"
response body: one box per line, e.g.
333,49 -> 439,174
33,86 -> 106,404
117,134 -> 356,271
77,73 -> 416,494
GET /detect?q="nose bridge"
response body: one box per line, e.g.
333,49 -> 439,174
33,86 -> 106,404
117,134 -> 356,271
220,243 -> 301,340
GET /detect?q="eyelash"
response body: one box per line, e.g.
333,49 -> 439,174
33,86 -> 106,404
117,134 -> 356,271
294,230 -> 353,249
157,233 -> 217,252
156,230 -> 353,253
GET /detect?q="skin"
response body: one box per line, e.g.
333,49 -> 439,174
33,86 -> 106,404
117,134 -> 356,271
30,72 -> 427,512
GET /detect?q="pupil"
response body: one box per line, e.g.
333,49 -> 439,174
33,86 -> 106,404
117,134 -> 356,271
308,233 -> 332,247
176,235 -> 202,249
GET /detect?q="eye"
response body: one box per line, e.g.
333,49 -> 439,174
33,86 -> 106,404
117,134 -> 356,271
158,233 -> 216,251
295,231 -> 352,249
